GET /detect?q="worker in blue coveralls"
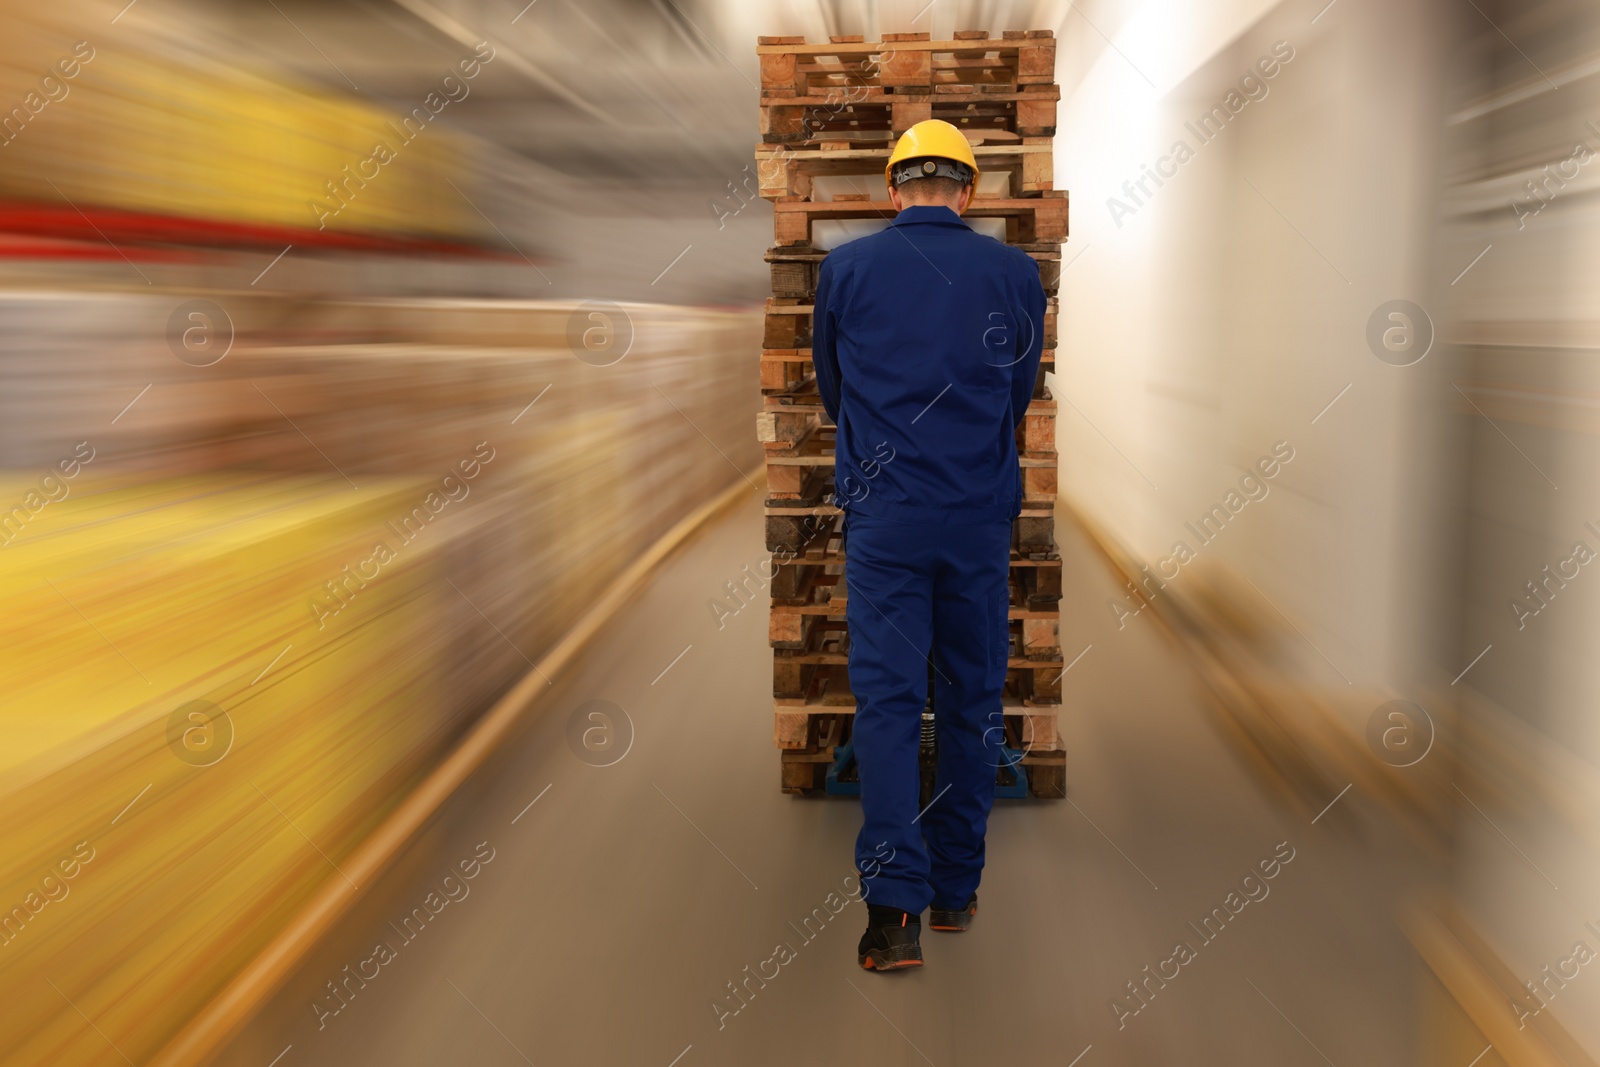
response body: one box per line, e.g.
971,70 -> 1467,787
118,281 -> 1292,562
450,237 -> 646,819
812,119 -> 1047,971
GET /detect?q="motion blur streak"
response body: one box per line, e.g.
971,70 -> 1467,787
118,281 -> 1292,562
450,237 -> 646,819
0,0 -> 1598,1065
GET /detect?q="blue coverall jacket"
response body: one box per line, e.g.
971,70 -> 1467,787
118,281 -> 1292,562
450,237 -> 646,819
812,204 -> 1046,523
812,204 -> 1047,915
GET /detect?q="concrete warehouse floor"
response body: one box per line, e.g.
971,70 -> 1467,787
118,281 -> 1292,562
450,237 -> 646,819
218,490 -> 1438,1067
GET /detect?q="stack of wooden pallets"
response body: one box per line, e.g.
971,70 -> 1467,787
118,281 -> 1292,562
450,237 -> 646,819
754,30 -> 1067,799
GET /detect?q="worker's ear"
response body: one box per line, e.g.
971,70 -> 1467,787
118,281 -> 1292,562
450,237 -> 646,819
957,183 -> 974,214
887,184 -> 904,211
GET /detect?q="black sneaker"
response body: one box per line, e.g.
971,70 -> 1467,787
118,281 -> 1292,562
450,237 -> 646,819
928,894 -> 977,932
857,905 -> 923,971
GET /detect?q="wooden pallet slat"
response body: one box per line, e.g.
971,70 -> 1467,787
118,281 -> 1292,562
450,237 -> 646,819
753,32 -> 1053,57
771,193 -> 1068,245
756,145 -> 1055,201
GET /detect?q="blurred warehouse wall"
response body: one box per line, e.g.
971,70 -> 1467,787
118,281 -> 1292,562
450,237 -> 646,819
1056,0 -> 1600,1058
1056,0 -> 1457,692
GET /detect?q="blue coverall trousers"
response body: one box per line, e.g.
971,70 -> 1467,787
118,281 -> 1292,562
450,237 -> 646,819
846,511 -> 1012,914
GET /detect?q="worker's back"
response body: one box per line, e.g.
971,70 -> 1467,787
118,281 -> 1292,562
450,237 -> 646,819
812,204 -> 1046,525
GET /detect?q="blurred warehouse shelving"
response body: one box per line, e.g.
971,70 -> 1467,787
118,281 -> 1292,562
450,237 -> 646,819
0,293 -> 758,1064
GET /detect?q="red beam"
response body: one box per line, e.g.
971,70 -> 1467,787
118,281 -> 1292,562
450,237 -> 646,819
0,200 -> 529,260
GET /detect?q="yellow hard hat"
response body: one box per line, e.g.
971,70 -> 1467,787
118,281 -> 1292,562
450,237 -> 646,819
885,119 -> 980,198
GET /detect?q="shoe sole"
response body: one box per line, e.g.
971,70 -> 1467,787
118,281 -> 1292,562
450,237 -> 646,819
860,955 -> 924,971
928,906 -> 977,932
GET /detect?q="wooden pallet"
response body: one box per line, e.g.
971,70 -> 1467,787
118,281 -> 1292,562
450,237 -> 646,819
761,528 -> 1062,601
775,700 -> 1060,747
757,142 -> 1054,204
765,500 -> 1058,550
762,296 -> 1060,343
759,94 -> 1057,149
771,656 -> 1067,708
761,503 -> 1062,557
769,604 -> 1063,640
759,353 -> 1058,399
757,30 -> 1057,97
762,396 -> 1055,465
768,559 -> 1063,607
763,440 -> 1060,501
776,717 -> 1067,797
764,239 -> 1063,295
758,295 -> 1059,395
